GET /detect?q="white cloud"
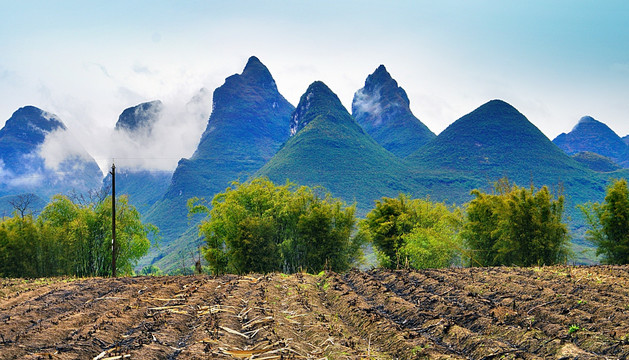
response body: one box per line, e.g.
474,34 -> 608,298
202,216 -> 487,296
108,88 -> 211,171
38,128 -> 93,171
0,159 -> 44,188
352,87 -> 384,125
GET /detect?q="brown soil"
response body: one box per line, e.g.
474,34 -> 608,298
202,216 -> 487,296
1,266 -> 628,359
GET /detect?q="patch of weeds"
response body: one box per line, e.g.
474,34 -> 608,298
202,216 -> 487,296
317,276 -> 330,291
577,299 -> 587,305
410,344 -> 430,357
568,324 -> 580,335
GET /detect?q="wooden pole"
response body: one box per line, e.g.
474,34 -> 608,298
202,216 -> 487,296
111,162 -> 117,277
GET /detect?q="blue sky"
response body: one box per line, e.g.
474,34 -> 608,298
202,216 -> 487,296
1,0 -> 628,170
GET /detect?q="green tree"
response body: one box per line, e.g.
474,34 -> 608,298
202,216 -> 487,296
0,215 -> 40,277
140,265 -> 163,276
360,194 -> 463,269
189,178 -> 361,275
579,178 -> 629,264
462,179 -> 570,267
38,194 -> 156,277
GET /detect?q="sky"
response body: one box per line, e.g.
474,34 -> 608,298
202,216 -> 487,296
1,0 -> 628,174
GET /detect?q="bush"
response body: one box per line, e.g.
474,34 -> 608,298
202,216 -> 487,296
462,178 -> 570,267
579,178 -> 629,264
360,194 -> 463,269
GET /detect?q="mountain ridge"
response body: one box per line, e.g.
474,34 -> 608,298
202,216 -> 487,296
257,80 -> 426,214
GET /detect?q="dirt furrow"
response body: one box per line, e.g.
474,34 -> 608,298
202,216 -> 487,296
1,266 -> 628,359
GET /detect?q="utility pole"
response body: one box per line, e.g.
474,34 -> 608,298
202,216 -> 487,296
111,162 -> 117,278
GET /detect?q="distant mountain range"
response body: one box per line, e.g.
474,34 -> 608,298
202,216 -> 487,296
2,56 -> 628,270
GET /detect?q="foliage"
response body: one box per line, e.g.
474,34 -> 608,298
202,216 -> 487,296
462,178 -> 571,267
568,324 -> 581,335
579,178 -> 629,264
140,265 -> 163,276
0,194 -> 156,278
189,178 -> 362,275
360,194 -> 464,269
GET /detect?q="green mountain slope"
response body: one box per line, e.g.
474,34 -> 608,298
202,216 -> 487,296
352,65 -> 435,157
256,81 -> 427,214
553,116 -> 629,168
407,100 -> 591,183
571,152 -> 621,173
143,56 -> 294,269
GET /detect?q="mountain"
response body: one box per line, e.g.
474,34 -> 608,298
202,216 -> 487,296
406,100 -> 609,217
405,100 -> 623,263
104,101 -> 172,213
256,81 -> 428,213
552,116 -> 629,167
143,56 -> 294,268
0,106 -> 102,199
115,100 -> 163,134
352,65 -> 435,157
623,135 -> 629,146
408,100 -> 589,181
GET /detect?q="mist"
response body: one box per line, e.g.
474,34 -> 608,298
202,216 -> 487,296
108,88 -> 211,173
352,88 -> 384,125
35,88 -> 212,177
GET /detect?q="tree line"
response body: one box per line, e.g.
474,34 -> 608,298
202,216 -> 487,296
1,177 -> 629,278
0,194 -> 156,278
192,177 -> 629,274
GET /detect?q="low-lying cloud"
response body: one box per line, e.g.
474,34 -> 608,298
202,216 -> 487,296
107,88 -> 211,172
352,87 -> 384,125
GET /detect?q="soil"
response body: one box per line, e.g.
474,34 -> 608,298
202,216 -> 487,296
1,265 -> 628,359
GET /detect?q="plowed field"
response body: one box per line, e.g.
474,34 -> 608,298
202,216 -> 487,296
1,266 -> 628,359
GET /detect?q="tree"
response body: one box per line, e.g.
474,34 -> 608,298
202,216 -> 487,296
140,265 -> 163,276
462,178 -> 570,267
189,178 -> 362,275
37,194 -> 156,277
8,193 -> 36,219
360,194 -> 463,269
579,178 -> 629,264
